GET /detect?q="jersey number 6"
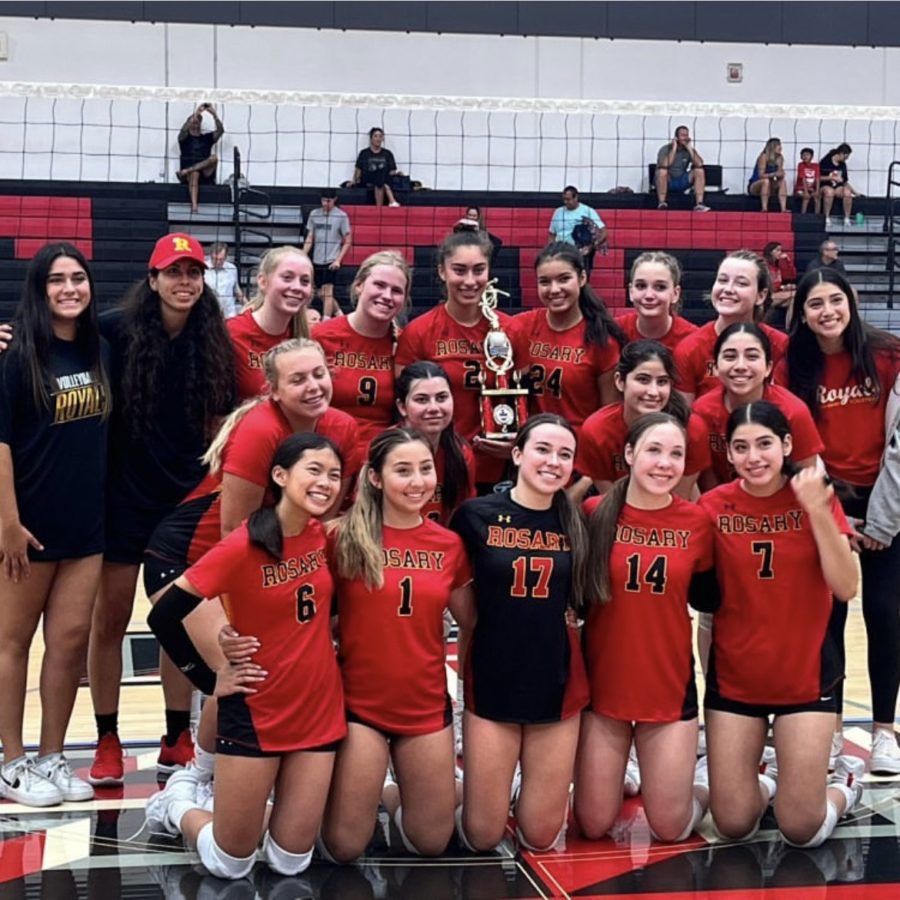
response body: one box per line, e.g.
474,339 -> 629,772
296,584 -> 317,623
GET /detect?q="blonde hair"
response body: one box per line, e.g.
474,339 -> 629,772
202,338 -> 328,473
245,245 -> 312,339
350,250 -> 412,346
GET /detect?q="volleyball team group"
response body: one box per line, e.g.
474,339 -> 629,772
0,223 -> 898,880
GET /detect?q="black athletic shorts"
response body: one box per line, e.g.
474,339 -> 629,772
704,685 -> 837,719
313,264 -> 338,287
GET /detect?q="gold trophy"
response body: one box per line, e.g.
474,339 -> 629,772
478,279 -> 529,440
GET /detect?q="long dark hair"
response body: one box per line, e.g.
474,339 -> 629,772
118,274 -> 234,440
512,413 -> 588,613
535,242 -> 626,350
726,400 -> 796,478
436,230 -> 494,297
616,340 -> 690,425
785,268 -> 898,420
395,360 -> 469,518
247,433 -> 342,560
586,412 -> 686,607
13,242 -> 110,414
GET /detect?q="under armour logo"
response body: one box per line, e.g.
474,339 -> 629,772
173,236 -> 192,252
497,514 -> 511,523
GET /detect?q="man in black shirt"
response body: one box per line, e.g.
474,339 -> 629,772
177,103 -> 225,213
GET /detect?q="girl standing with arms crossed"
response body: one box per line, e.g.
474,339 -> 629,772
699,402 -> 861,847
451,414 -> 589,852
576,413 -> 715,842
0,244 -> 110,806
780,268 -> 900,772
320,429 -> 472,860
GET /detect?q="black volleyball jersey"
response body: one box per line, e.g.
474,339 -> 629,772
450,491 -> 588,724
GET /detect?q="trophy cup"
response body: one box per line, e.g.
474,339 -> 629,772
478,279 -> 529,440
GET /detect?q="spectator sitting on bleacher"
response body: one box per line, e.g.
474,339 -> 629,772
204,243 -> 244,319
795,147 -> 821,215
748,138 -> 788,213
176,103 -> 224,214
548,186 -> 608,277
820,143 -> 857,228
353,128 -> 401,207
303,188 -> 352,319
762,241 -> 796,330
655,126 -> 710,212
805,239 -> 847,276
454,206 -> 503,264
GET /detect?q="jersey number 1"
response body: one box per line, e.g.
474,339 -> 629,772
398,575 -> 414,617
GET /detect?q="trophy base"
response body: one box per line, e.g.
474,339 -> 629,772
479,386 -> 529,443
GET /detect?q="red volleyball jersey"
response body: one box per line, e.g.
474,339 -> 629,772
422,439 -> 477,526
312,317 -> 395,445
616,311 -> 698,354
699,480 -> 851,705
186,521 -> 346,752
396,305 -> 513,483
332,520 -> 472,735
775,349 -> 898,487
692,383 -> 825,484
674,321 -> 789,398
582,497 -> 714,722
577,403 -> 711,481
226,309 -> 291,401
507,309 -> 619,432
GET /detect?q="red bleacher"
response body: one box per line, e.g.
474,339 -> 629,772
0,196 -> 94,258
343,206 -> 793,309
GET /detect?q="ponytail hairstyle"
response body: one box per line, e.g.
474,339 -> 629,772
615,340 -> 690,426
202,338 -> 328,473
350,250 -> 412,346
436,229 -> 493,300
332,428 -> 433,588
786,267 -> 897,420
718,249 -> 772,322
713,321 -> 773,386
586,412 -> 686,607
512,413 -> 588,614
13,242 -> 110,417
535,242 -> 626,350
245,246 -> 312,339
725,400 -> 796,478
395,360 -> 469,518
629,250 -> 683,314
247,433 -> 343,559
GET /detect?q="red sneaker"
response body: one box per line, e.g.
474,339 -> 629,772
157,729 -> 195,774
88,733 -> 125,786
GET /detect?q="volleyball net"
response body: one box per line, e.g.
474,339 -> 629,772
0,81 -> 898,196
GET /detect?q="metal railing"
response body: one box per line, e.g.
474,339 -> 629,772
232,147 -> 274,294
884,160 -> 900,309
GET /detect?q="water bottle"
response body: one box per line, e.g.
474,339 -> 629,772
855,211 -> 865,226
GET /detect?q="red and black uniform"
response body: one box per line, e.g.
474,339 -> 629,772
616,311 -> 698,354
450,492 -> 589,723
312,317 -> 395,445
185,521 -> 346,753
423,439 -> 477,526
577,403 -> 711,482
396,305 -> 513,485
227,308 -> 291,401
143,400 -> 362,594
507,309 -> 619,434
582,496 -> 714,721
692,383 -> 824,484
674,321 -> 788,398
331,520 -> 472,736
699,480 -> 850,707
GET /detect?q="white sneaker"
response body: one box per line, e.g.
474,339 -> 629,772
697,727 -> 707,757
694,754 -> 709,790
843,217 -> 852,227
453,705 -> 463,757
870,729 -> 900,774
34,753 -> 94,802
623,745 -> 641,797
0,757 -> 63,807
388,201 -> 400,208
825,216 -> 833,228
829,730 -> 844,772
509,762 -> 522,810
693,203 -> 711,212
145,767 -> 200,835
829,755 -> 865,815
758,746 -> 777,801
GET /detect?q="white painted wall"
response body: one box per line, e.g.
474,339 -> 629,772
0,16 -> 896,193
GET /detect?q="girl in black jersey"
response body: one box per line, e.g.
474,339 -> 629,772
451,414 -> 589,852
0,244 -> 110,807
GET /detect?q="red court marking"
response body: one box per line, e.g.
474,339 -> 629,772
0,832 -> 46,884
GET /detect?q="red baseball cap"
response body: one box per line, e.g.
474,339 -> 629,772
149,233 -> 206,270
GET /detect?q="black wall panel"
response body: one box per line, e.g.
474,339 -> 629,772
608,2 -> 694,41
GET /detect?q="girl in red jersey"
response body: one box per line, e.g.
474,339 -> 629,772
395,361 -> 476,526
698,402 -> 861,847
575,413 -> 715,843
618,251 -> 698,352
578,341 -> 711,498
313,251 -> 410,444
145,433 -> 346,880
509,242 -> 624,435
451,414 -> 589,853
694,322 -> 823,489
674,250 -> 789,403
320,429 -> 472,861
226,246 -> 312,401
395,230 -> 515,490
781,268 -> 900,774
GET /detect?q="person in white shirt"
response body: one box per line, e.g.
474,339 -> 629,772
204,243 -> 244,318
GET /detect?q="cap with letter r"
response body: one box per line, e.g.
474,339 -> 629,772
149,233 -> 206,270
